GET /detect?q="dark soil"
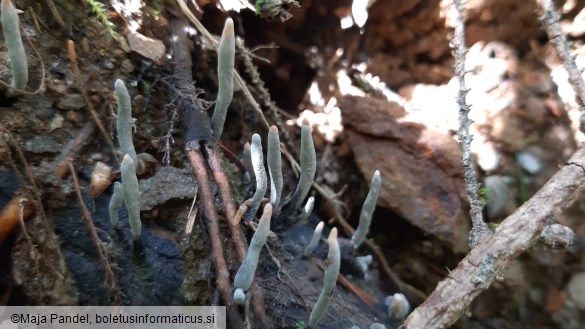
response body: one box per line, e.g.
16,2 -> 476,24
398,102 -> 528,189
2,0 -> 585,329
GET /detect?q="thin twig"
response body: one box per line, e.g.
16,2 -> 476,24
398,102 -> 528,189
207,145 -> 239,224
17,198 -> 36,257
67,40 -> 119,163
4,130 -> 47,226
162,102 -> 179,165
185,192 -> 198,235
403,145 -> 585,328
536,0 -> 585,133
233,199 -> 252,226
28,7 -> 42,34
2,128 -> 75,290
42,0 -> 65,28
186,149 -> 233,305
219,142 -> 247,172
68,161 -> 121,304
16,197 -> 64,281
236,38 -> 295,152
54,120 -> 95,179
451,0 -> 488,248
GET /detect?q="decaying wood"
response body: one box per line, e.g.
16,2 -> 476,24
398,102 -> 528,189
402,145 -> 585,328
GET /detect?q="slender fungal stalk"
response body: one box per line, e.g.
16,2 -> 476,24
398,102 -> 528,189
289,121 -> 316,210
115,79 -> 137,164
233,204 -> 273,304
267,126 -> 284,207
212,18 -> 235,140
249,133 -> 267,218
308,228 -> 340,328
120,154 -> 141,242
303,221 -> 324,256
2,0 -> 28,96
299,196 -> 315,222
536,0 -> 585,133
351,170 -> 381,249
108,182 -> 124,227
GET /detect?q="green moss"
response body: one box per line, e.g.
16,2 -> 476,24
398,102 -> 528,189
254,0 -> 300,22
85,0 -> 118,39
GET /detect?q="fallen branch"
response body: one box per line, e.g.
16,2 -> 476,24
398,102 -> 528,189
402,145 -> 585,328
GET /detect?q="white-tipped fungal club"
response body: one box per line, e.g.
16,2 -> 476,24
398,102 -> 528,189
248,133 -> 267,218
300,196 -> 315,222
308,227 -> 340,328
211,18 -> 235,140
267,125 -> 283,207
233,203 -> 273,304
351,170 -> 381,249
115,79 -> 137,164
303,221 -> 324,256
290,121 -> 316,210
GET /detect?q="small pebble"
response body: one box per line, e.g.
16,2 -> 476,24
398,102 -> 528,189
57,94 -> 86,111
567,272 -> 585,310
516,151 -> 542,174
102,60 -> 115,70
370,324 -> 386,329
49,114 -> 64,131
485,175 -> 512,219
24,136 -> 60,154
